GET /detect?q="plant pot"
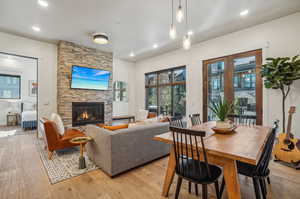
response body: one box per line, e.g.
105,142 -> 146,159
216,120 -> 233,129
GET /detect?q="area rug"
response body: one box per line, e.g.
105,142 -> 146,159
35,139 -> 98,184
0,126 -> 35,138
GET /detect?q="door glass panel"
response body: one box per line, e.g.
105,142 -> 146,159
233,56 -> 256,116
173,84 -> 186,116
158,86 -> 172,115
207,61 -> 225,121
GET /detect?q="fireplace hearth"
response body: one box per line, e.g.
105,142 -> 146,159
72,102 -> 104,126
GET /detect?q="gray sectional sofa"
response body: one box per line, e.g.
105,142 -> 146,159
85,122 -> 170,177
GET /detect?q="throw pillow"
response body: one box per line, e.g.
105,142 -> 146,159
50,113 -> 65,135
104,124 -> 129,131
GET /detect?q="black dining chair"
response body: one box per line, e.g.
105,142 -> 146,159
228,114 -> 257,126
168,116 -> 184,128
220,120 -> 279,199
189,114 -> 202,126
168,116 -> 199,195
170,126 -> 223,199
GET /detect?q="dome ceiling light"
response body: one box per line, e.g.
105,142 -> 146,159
93,33 -> 109,45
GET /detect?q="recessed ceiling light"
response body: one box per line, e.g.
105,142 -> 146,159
38,0 -> 48,7
32,26 -> 41,32
153,44 -> 158,49
187,30 -> 194,36
240,9 -> 249,16
93,33 -> 109,45
130,52 -> 135,57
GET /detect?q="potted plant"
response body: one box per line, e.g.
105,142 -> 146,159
261,55 -> 300,132
209,98 -> 234,129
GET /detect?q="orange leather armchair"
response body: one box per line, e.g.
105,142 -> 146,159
40,118 -> 86,160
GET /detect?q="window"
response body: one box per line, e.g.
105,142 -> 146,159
0,74 -> 21,99
113,81 -> 128,102
145,66 -> 186,116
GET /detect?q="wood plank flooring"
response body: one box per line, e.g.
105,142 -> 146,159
0,133 -> 300,199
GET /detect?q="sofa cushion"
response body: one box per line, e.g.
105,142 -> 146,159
104,124 -> 129,131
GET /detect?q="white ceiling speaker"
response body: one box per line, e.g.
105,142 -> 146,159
93,33 -> 109,45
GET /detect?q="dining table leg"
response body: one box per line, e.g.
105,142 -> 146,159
162,147 -> 176,197
223,158 -> 241,199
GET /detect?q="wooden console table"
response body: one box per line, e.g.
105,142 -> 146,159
112,115 -> 135,123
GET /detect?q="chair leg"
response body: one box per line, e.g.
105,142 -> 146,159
175,177 -> 183,199
188,182 -> 191,193
253,177 -> 262,199
48,151 -> 54,160
214,181 -> 221,199
202,184 -> 208,199
220,177 -> 225,198
195,183 -> 198,196
267,176 -> 271,184
259,178 -> 267,199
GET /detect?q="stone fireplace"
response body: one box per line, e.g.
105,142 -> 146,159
72,102 -> 104,126
57,41 -> 113,126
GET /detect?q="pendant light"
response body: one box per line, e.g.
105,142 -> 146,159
183,0 -> 191,50
176,0 -> 184,23
169,0 -> 177,39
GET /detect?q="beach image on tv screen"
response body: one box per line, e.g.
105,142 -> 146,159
71,66 -> 110,90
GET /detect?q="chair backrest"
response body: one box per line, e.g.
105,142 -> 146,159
228,114 -> 256,125
170,126 -> 211,178
40,118 -> 61,150
168,116 -> 184,128
255,120 -> 279,176
189,114 -> 201,126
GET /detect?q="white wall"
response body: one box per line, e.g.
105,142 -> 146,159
113,58 -> 136,116
0,57 -> 37,125
135,12 -> 300,136
0,32 -> 57,122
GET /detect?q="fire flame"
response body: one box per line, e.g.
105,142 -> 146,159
81,111 -> 89,120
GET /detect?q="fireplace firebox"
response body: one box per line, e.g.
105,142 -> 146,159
72,102 -> 104,126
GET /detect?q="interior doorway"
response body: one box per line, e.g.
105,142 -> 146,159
0,52 -> 38,136
203,49 -> 263,125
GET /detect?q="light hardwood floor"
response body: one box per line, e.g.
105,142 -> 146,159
0,134 -> 300,199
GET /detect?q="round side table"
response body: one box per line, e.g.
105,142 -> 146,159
70,136 -> 92,169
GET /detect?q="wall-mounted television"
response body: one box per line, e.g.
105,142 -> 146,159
71,65 -> 111,90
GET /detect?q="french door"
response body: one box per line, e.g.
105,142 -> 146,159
203,49 -> 263,125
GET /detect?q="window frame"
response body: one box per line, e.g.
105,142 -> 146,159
0,74 -> 21,100
145,66 -> 186,116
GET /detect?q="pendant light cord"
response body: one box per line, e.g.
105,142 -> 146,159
172,0 -> 174,25
185,0 -> 188,30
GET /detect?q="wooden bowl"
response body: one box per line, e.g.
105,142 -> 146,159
211,125 -> 237,134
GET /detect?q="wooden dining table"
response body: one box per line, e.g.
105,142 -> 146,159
153,121 -> 272,199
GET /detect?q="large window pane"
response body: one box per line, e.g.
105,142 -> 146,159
146,87 -> 158,113
145,67 -> 186,116
158,86 -> 172,115
173,84 -> 186,116
0,75 -> 20,99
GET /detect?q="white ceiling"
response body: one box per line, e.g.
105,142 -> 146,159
0,0 -> 300,61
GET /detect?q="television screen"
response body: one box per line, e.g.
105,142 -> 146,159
71,65 -> 111,90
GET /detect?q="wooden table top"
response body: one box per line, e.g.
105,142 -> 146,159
153,121 -> 272,165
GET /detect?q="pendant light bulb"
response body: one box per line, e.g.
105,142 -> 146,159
176,5 -> 184,23
169,24 -> 177,39
183,34 -> 191,50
